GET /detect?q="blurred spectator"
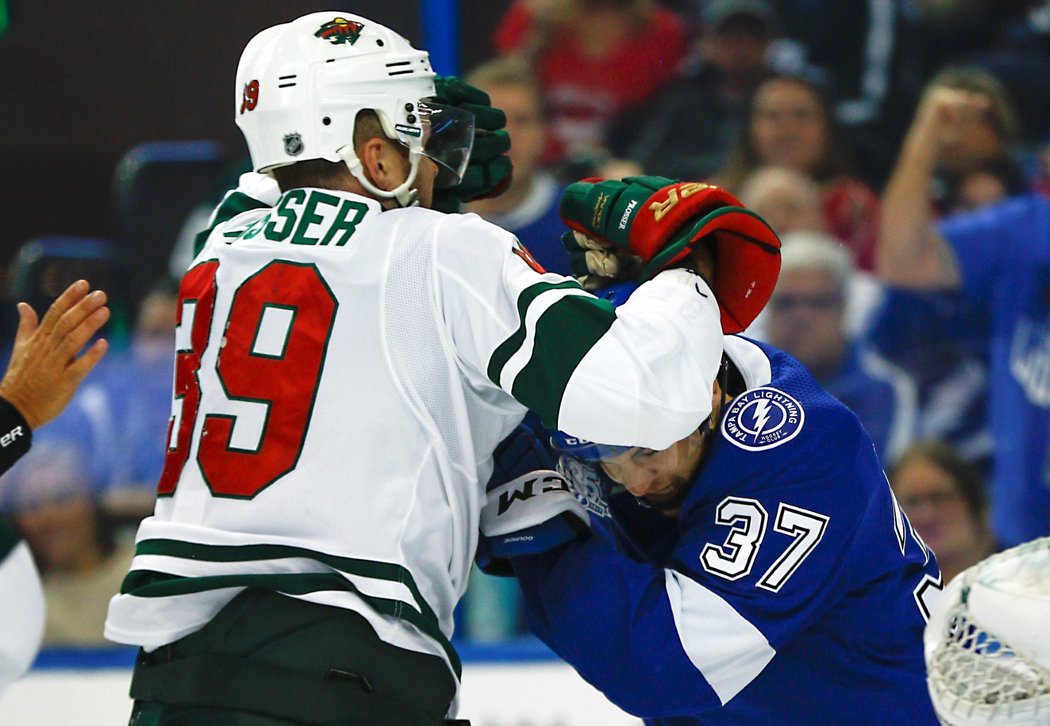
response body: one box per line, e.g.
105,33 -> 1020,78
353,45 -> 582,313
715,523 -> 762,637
866,68 -> 1026,473
910,0 -> 1050,144
716,74 -> 881,270
876,82 -> 1050,548
1,425 -> 133,646
0,280 -> 112,688
464,58 -> 571,275
889,440 -> 997,584
608,0 -> 777,180
762,231 -> 916,466
738,169 -> 883,338
920,66 -> 1026,214
105,276 -> 179,523
493,0 -> 688,165
737,165 -> 826,237
770,0 -> 925,186
943,156 -> 1028,214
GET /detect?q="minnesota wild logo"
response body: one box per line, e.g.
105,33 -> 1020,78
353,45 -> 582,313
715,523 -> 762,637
315,17 -> 364,45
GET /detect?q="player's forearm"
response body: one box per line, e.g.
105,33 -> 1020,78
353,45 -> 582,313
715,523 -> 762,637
877,102 -> 962,290
555,270 -> 723,451
513,542 -> 723,717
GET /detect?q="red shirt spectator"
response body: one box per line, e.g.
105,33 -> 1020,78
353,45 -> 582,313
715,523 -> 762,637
494,0 -> 687,163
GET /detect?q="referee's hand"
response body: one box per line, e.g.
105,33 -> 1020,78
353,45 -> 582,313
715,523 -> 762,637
0,280 -> 110,430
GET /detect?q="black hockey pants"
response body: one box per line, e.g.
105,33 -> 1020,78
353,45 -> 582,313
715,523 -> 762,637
128,588 -> 466,726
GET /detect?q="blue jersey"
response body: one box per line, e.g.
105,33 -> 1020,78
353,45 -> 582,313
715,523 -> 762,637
821,341 -> 917,467
471,173 -> 572,276
939,195 -> 1050,547
509,337 -> 940,724
866,287 -> 992,466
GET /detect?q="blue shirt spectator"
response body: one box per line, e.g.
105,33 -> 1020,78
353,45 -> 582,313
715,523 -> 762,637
758,230 -> 917,467
465,57 -> 572,276
878,85 -> 1050,548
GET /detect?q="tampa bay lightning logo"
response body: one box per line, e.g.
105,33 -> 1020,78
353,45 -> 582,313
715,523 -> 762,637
721,387 -> 805,451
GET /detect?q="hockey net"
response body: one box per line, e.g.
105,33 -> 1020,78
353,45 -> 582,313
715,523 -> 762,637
926,537 -> 1050,725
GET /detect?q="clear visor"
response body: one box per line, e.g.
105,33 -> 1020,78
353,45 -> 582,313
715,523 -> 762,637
395,100 -> 475,189
549,432 -> 633,463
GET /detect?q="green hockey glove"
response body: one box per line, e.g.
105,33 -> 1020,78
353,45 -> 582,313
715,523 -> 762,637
431,76 -> 512,213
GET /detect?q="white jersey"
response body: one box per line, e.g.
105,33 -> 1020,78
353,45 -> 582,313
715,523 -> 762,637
106,178 -> 723,682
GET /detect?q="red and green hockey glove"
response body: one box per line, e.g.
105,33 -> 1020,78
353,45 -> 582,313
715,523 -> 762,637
559,175 -> 782,333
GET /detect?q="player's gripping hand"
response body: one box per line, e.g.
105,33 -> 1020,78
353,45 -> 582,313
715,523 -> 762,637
476,470 -> 590,577
431,76 -> 512,213
560,175 -> 782,332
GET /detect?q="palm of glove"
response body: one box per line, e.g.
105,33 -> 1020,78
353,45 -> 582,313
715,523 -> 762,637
562,229 -> 642,290
431,76 -> 513,214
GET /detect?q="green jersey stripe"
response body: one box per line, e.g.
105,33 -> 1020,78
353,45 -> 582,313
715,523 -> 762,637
511,295 -> 617,422
125,539 -> 445,659
193,191 -> 272,256
488,281 -> 616,425
121,568 -> 462,678
126,539 -> 436,619
487,280 -> 584,386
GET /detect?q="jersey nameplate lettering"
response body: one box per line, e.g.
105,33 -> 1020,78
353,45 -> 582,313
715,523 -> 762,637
238,189 -> 368,247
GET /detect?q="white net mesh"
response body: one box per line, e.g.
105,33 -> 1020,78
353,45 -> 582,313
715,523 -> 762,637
926,538 -> 1050,725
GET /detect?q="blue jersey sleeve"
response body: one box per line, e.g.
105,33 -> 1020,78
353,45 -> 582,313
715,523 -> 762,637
940,195 -> 1049,304
513,534 -> 728,716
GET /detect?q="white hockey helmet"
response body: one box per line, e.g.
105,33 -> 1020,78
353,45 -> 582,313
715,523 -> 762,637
234,12 -> 474,206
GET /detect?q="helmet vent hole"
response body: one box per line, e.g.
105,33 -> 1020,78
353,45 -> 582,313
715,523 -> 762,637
386,61 -> 413,77
376,39 -> 385,47
322,117 -> 331,126
278,74 -> 298,88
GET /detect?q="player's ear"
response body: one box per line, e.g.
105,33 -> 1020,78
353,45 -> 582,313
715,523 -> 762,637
358,137 -> 404,192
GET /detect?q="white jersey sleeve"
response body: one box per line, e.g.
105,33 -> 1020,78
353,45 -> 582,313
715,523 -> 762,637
433,212 -> 722,450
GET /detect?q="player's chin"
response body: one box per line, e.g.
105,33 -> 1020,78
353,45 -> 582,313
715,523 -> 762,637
644,479 -> 691,513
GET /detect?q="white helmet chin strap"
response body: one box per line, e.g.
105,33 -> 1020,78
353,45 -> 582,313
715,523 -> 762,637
338,145 -> 421,208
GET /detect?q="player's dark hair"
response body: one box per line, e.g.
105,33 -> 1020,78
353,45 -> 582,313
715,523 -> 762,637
271,158 -> 349,191
270,110 -> 405,192
890,440 -> 988,525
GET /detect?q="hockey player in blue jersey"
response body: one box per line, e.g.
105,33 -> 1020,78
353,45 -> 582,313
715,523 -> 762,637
477,177 -> 942,724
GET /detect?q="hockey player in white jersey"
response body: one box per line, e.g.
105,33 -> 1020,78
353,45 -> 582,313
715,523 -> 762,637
104,11 -> 782,726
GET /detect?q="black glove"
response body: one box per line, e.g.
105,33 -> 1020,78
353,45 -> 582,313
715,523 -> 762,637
431,76 -> 512,214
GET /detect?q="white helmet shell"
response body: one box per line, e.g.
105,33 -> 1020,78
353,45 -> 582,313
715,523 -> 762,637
235,12 -> 436,196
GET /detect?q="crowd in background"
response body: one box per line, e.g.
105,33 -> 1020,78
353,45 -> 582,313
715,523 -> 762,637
1,0 -> 1048,648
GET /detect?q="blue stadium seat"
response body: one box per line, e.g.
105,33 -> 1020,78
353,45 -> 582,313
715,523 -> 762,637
112,140 -> 232,309
5,236 -> 132,351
